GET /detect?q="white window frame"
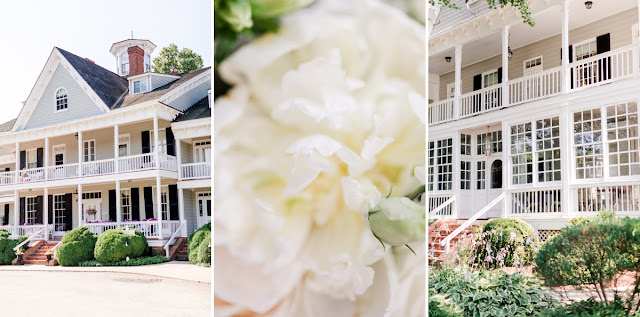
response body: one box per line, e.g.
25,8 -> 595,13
83,140 -> 96,162
193,140 -> 211,163
196,192 -> 212,218
26,196 -> 37,224
573,38 -> 598,61
53,194 -> 66,231
26,149 -> 38,169
118,134 -> 130,157
144,54 -> 151,73
133,79 -> 148,94
152,186 -> 169,220
482,68 -> 499,88
121,189 -> 132,221
150,130 -> 167,154
523,55 -> 543,76
120,52 -> 129,76
52,144 -> 66,166
446,82 -> 455,99
54,87 -> 68,112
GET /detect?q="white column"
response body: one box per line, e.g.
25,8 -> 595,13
501,26 -> 510,107
44,137 -> 49,180
116,181 -> 121,226
78,184 -> 83,226
178,188 -> 186,237
77,131 -> 83,175
153,115 -> 160,168
452,133 -> 461,218
561,1 -> 570,93
559,106 -> 572,218
13,190 -> 18,230
634,0 -> 640,75
15,143 -> 20,183
501,121 -> 510,217
43,187 -> 48,241
114,125 -> 119,173
176,139 -> 182,180
454,45 -> 463,120
156,176 -> 163,239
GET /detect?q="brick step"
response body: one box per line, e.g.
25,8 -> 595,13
175,253 -> 189,261
22,260 -> 48,265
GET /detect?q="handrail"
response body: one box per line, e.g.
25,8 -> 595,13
50,240 -> 63,257
164,221 -> 185,258
13,227 -> 45,252
567,44 -> 633,67
508,66 -> 562,85
440,193 -> 505,253
429,196 -> 456,217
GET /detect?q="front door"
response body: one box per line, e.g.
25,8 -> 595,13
52,194 -> 73,236
196,192 -> 211,228
83,199 -> 102,223
472,157 -> 503,218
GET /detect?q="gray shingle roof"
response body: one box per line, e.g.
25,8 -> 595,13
173,97 -> 210,122
0,118 -> 16,132
57,47 -> 129,109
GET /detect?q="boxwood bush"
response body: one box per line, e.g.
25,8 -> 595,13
188,222 -> 211,265
197,233 -> 211,266
473,218 -> 539,269
56,226 -> 97,266
94,227 -> 149,263
0,229 -> 27,265
78,255 -> 169,267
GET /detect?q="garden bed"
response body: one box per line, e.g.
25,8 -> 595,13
78,256 -> 169,267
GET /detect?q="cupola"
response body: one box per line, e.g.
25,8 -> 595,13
109,39 -> 156,77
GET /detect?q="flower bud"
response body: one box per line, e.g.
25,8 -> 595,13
368,197 -> 425,246
251,0 -> 313,19
219,0 -> 254,32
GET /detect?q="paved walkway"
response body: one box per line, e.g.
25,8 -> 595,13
0,261 -> 211,284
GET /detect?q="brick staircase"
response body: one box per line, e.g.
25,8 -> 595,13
429,219 -> 476,261
174,238 -> 189,261
22,241 -> 59,265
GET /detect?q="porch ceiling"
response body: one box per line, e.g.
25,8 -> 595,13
429,0 -> 637,75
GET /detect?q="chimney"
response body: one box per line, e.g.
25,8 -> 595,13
127,46 -> 145,76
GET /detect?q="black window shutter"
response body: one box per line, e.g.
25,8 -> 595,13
144,187 -> 154,219
473,74 -> 482,91
596,33 -> 611,81
497,67 -> 503,84
36,196 -> 43,224
141,131 -> 150,154
36,148 -> 43,168
19,197 -> 25,225
109,189 -> 117,222
64,193 -> 73,230
20,151 -> 26,170
561,46 -> 574,88
4,167 -> 9,172
48,195 -> 53,225
166,128 -> 175,156
168,185 -> 179,220
131,188 -> 140,221
3,205 -> 8,225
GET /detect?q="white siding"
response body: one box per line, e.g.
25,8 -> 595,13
23,64 -> 104,130
431,0 -> 491,36
166,80 -> 211,112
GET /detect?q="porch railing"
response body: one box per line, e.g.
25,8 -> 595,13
82,159 -> 115,177
428,194 -> 456,218
431,45 -> 639,125
164,221 -> 185,257
18,167 -> 45,183
86,220 -> 182,239
118,153 -> 156,172
12,226 -> 46,252
159,154 -> 178,172
86,222 -> 120,236
180,162 -> 211,180
509,187 -> 563,216
575,184 -> 640,214
0,171 -> 15,185
48,164 -> 80,180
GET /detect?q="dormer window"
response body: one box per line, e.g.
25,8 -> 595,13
55,88 -> 68,111
133,79 -> 148,94
145,54 -> 151,73
120,52 -> 129,75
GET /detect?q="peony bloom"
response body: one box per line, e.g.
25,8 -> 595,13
214,0 -> 425,315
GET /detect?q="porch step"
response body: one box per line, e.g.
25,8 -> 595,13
428,219 -> 478,262
174,239 -> 189,261
20,241 -> 58,265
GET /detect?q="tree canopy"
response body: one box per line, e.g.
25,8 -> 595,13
152,43 -> 204,74
430,0 -> 534,26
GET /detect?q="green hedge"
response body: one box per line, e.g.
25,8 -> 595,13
188,222 -> 211,265
94,227 -> 149,263
197,233 -> 211,266
0,229 -> 27,265
540,297 -> 640,317
473,218 -> 539,269
56,227 -> 97,266
78,255 -> 169,267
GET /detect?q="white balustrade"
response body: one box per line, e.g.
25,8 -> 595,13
18,167 -> 45,183
82,159 -> 115,176
428,194 -> 454,217
428,99 -> 454,124
509,188 -> 563,215
576,184 -> 640,213
15,224 -> 46,238
509,67 -> 561,105
159,154 -> 178,172
85,222 -> 119,236
118,153 -> 156,172
0,171 -> 15,185
459,85 -> 502,118
571,45 -> 634,90
180,162 -> 211,180
48,164 -> 79,180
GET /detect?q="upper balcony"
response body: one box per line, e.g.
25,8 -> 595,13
428,0 -> 640,125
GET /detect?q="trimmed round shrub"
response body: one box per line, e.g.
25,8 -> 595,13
94,227 -> 149,263
0,229 -> 27,265
56,226 -> 97,266
473,218 -> 539,268
188,222 -> 211,264
197,233 -> 211,265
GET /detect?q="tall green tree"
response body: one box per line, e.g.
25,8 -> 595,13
152,43 -> 204,74
431,0 -> 534,26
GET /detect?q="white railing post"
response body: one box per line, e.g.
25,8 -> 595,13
178,187 -> 186,236
156,176 -> 163,239
561,1 -> 570,94
78,131 -> 83,175
153,116 -> 160,169
15,142 -> 19,183
44,137 -> 49,181
502,121 -> 509,218
176,139 -> 182,180
114,124 -> 119,173
454,45 -> 462,120
502,25 -> 510,107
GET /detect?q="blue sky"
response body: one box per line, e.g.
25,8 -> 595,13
0,0 -> 211,120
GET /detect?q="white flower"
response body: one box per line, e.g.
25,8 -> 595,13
214,0 -> 425,315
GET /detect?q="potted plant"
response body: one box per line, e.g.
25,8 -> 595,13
45,250 -> 53,262
16,249 -> 24,265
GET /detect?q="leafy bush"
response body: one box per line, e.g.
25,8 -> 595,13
196,233 -> 211,266
430,268 -> 556,317
78,255 -> 169,267
188,222 -> 211,264
535,217 -> 640,308
540,297 -> 640,317
56,226 -> 97,266
94,227 -> 149,263
472,218 -> 539,269
0,229 -> 27,265
568,208 -> 616,226
428,290 -> 462,317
